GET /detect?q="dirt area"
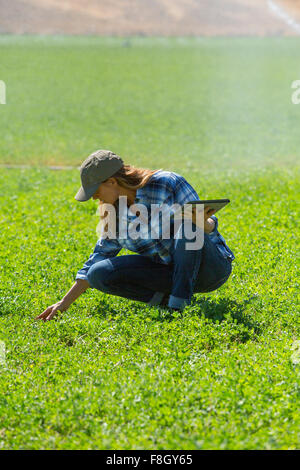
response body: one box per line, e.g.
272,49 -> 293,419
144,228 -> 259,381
278,0 -> 300,21
0,0 -> 300,36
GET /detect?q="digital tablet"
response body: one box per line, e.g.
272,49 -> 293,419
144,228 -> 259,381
186,198 -> 230,214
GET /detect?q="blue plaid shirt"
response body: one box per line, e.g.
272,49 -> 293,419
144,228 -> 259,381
75,170 -> 235,281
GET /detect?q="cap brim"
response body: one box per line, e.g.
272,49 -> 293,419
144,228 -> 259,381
74,182 -> 101,202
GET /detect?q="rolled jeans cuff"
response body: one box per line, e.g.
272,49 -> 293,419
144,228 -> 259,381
168,295 -> 189,311
147,291 -> 165,306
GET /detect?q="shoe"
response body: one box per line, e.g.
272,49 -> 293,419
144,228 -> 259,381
160,293 -> 182,312
160,293 -> 170,307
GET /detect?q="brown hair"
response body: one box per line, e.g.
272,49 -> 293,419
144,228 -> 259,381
97,163 -> 163,237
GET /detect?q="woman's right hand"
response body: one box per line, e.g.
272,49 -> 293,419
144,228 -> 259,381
35,300 -> 70,322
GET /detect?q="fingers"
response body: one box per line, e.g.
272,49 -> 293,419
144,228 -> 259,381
35,305 -> 61,322
44,307 -> 59,322
35,306 -> 52,320
205,207 -> 216,216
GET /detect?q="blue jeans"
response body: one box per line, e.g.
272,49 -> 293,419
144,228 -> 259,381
87,222 -> 233,311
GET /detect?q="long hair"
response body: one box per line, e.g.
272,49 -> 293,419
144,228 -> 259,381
96,163 -> 163,238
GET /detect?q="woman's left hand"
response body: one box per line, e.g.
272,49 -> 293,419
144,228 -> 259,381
204,207 -> 216,233
192,206 -> 216,233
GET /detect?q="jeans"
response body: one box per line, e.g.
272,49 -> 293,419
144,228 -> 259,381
87,221 -> 233,311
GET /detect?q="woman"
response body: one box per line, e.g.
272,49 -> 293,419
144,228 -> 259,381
36,149 -> 235,322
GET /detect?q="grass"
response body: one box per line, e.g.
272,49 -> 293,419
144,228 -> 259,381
0,35 -> 299,449
0,35 -> 300,170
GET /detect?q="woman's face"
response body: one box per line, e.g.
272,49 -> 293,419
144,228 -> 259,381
92,177 -> 119,205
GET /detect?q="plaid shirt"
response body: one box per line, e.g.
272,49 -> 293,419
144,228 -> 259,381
75,170 -> 234,281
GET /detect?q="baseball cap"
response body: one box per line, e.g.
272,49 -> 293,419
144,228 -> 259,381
74,149 -> 124,202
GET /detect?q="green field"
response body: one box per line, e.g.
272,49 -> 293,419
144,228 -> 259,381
0,36 -> 299,450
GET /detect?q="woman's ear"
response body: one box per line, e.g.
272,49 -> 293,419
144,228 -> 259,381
107,177 -> 118,187
111,177 -> 117,184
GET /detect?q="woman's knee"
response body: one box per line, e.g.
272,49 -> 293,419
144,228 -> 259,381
87,260 -> 113,290
194,262 -> 232,293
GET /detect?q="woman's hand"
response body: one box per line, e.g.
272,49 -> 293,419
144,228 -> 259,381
35,300 -> 70,322
35,280 -> 90,322
204,207 -> 216,233
204,207 -> 216,220
192,206 -> 216,233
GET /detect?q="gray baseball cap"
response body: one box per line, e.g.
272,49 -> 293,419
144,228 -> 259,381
74,149 -> 124,202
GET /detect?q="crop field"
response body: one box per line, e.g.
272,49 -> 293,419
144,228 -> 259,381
0,35 -> 299,449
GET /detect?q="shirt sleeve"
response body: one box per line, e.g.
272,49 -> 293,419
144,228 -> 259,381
172,175 -> 200,223
143,173 -> 201,237
75,236 -> 122,281
173,175 -> 200,206
144,173 -> 177,206
208,214 -> 235,261
145,173 -> 200,209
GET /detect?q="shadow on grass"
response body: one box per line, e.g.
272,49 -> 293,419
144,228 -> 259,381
90,301 -> 121,318
189,295 -> 262,335
146,294 -> 262,336
90,293 -> 262,340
